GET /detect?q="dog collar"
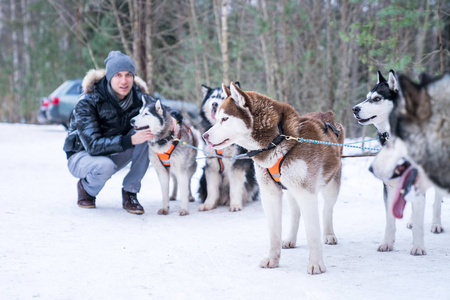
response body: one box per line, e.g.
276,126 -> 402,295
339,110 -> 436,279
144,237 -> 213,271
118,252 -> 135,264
246,123 -> 285,158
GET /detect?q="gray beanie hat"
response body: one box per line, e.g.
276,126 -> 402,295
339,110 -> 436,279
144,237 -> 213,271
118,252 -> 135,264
104,51 -> 135,81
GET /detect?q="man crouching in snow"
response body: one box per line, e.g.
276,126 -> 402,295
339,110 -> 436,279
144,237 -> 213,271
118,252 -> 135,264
63,50 -> 154,214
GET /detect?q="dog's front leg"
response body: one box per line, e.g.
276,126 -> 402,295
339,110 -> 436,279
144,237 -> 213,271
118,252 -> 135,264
154,164 -> 171,215
282,192 -> 300,249
257,171 -> 283,268
295,190 -> 325,275
228,168 -> 246,212
379,182 -> 396,251
176,171 -> 191,216
410,192 -> 426,255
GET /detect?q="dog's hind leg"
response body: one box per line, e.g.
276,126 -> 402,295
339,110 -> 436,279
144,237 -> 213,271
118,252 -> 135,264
378,182 -> 396,252
282,192 -> 300,249
322,171 -> 341,245
199,167 -> 222,211
294,189 -> 326,274
431,188 -> 444,233
410,193 -> 426,255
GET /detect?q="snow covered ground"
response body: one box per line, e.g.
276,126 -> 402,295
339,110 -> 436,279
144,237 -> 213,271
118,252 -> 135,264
1,123 -> 449,300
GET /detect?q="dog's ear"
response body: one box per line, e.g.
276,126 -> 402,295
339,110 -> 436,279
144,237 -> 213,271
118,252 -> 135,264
398,73 -> 431,121
388,70 -> 398,92
234,81 -> 241,88
377,70 -> 387,84
230,82 -> 248,108
155,100 -> 165,117
418,72 -> 434,85
222,84 -> 231,97
201,85 -> 210,98
141,95 -> 147,107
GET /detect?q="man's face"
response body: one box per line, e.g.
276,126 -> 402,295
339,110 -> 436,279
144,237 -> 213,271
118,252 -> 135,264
110,71 -> 134,100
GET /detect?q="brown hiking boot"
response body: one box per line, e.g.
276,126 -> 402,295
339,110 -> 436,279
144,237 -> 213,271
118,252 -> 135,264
77,179 -> 96,208
122,189 -> 144,215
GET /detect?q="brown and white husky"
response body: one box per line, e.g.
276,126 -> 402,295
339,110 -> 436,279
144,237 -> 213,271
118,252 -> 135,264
203,82 -> 344,274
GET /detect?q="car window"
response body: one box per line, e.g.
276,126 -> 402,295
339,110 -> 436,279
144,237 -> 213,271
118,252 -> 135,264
50,81 -> 71,97
67,83 -> 82,95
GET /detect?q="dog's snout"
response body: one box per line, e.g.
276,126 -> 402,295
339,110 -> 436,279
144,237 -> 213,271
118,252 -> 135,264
203,132 -> 209,141
212,102 -> 218,109
352,106 -> 360,115
130,118 -> 135,126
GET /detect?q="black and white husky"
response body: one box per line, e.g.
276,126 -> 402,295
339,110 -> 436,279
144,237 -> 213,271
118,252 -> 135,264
197,83 -> 259,211
131,99 -> 198,216
353,70 -> 444,255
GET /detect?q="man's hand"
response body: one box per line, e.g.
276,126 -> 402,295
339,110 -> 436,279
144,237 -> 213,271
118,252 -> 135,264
131,130 -> 153,145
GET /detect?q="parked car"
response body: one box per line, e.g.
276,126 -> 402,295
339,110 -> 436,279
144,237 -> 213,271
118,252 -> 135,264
37,79 -> 199,128
37,79 -> 83,128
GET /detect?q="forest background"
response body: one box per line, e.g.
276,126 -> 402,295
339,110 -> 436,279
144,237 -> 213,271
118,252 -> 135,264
1,0 -> 449,137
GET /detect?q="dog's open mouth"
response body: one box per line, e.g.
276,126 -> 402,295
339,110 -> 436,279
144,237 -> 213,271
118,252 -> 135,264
390,160 -> 418,219
206,138 -> 230,149
356,115 -> 376,123
211,106 -> 218,120
134,125 -> 150,131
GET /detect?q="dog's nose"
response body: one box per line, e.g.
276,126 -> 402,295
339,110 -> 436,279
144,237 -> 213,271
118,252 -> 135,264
368,165 -> 374,174
212,102 -> 218,109
130,119 -> 135,126
352,106 -> 360,115
203,132 -> 209,141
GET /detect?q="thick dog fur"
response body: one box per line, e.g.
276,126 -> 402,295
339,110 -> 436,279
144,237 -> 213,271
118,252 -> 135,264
131,99 -> 198,216
353,70 -> 444,256
371,72 -> 450,194
203,83 -> 343,274
198,83 -> 259,212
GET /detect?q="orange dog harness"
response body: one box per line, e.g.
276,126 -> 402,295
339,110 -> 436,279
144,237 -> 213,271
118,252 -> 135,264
216,150 -> 224,173
267,156 -> 288,189
157,130 -> 181,169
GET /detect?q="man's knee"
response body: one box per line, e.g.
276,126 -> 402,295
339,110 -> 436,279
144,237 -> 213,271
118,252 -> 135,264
91,157 -> 116,178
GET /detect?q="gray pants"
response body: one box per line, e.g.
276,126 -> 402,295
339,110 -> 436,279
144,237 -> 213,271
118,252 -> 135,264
67,142 -> 150,197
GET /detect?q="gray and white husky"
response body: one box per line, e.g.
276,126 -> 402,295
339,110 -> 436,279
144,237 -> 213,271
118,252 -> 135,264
353,70 -> 444,256
370,71 -> 449,199
198,83 -> 259,211
131,99 -> 198,216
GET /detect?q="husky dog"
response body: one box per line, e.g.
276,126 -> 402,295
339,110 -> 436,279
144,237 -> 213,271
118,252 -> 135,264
198,83 -> 259,212
131,99 -> 198,216
353,70 -> 443,255
203,83 -> 343,274
370,72 -> 450,200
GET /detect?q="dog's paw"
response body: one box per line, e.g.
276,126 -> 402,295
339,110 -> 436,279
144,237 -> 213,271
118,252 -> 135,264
307,261 -> 326,275
179,209 -> 189,216
189,196 -> 195,202
158,208 -> 169,215
324,235 -> 338,245
282,240 -> 296,249
410,247 -> 427,256
259,257 -> 279,268
406,222 -> 413,229
198,204 -> 215,211
431,224 -> 444,234
377,244 -> 394,252
229,204 -> 242,212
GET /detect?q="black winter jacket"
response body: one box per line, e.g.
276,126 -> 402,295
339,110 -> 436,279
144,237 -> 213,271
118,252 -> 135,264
63,69 -> 155,159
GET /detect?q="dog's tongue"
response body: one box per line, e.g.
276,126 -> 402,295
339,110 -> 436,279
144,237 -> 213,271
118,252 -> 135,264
211,110 -> 216,120
392,166 -> 418,219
